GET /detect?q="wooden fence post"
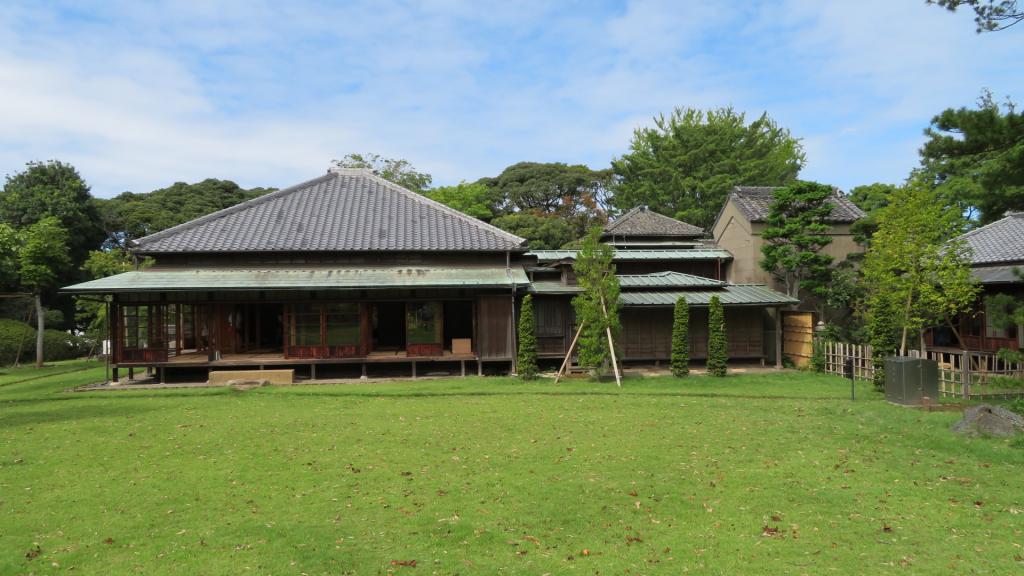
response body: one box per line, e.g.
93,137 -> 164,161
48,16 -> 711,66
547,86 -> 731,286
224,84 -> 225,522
961,349 -> 970,399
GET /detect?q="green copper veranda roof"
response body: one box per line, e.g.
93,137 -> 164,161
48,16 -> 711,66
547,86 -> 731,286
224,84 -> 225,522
619,285 -> 797,307
63,266 -> 530,293
528,248 -> 732,262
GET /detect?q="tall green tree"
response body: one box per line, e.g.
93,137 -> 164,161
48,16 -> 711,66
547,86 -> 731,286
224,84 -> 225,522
612,106 -> 804,229
572,227 -> 621,376
17,217 -> 71,367
927,0 -> 1023,32
848,182 -> 899,245
333,153 -> 432,193
862,181 -> 980,357
490,213 -> 576,249
477,162 -> 612,237
920,91 -> 1024,225
706,296 -> 728,377
423,181 -> 497,220
671,296 -> 690,377
517,294 -> 538,380
0,161 -> 103,289
759,181 -> 836,303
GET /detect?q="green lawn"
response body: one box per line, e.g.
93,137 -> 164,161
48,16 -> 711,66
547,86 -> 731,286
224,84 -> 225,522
1,362 -> 1022,574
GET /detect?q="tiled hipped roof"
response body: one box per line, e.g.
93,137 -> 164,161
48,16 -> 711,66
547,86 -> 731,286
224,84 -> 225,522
131,168 -> 527,254
730,186 -> 865,223
603,206 -> 704,237
957,212 -> 1024,266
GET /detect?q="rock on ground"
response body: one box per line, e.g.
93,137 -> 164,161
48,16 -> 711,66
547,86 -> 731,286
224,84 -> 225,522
951,404 -> 1024,437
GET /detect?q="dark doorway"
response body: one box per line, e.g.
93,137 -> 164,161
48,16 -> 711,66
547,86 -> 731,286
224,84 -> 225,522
443,301 -> 473,351
373,302 -> 406,351
257,304 -> 284,350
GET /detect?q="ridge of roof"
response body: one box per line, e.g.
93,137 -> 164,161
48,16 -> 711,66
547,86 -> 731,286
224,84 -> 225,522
351,169 -> 526,247
603,205 -> 704,237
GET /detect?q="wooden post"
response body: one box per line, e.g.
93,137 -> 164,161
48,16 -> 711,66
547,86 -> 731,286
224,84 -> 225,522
128,367 -> 134,381
599,294 -> 621,387
412,361 -> 417,379
111,367 -> 119,384
311,363 -> 316,380
554,321 -> 585,385
961,349 -> 970,399
774,308 -> 783,369
461,360 -> 466,377
361,363 -> 367,380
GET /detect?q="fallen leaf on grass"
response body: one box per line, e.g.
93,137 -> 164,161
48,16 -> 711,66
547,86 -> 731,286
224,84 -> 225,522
103,538 -> 114,545
883,524 -> 893,533
762,525 -> 782,537
390,559 -> 417,567
25,545 -> 41,559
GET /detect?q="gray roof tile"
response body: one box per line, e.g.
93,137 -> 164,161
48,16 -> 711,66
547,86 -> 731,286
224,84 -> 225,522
957,212 -> 1024,266
730,186 -> 865,223
604,206 -> 704,237
132,168 -> 527,253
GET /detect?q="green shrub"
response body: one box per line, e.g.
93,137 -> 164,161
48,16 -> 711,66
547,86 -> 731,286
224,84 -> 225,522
517,294 -> 538,380
706,296 -> 727,377
671,297 -> 689,377
810,338 -> 827,373
0,318 -> 90,366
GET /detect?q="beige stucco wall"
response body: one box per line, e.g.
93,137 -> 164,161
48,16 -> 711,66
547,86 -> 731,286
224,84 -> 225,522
712,199 -> 866,294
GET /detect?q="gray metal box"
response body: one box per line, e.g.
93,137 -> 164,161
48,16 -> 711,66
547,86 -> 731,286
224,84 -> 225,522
884,357 -> 939,405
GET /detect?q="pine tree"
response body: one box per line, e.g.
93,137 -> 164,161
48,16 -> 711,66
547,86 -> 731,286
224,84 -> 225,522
671,296 -> 690,377
706,296 -> 728,377
517,294 -> 538,380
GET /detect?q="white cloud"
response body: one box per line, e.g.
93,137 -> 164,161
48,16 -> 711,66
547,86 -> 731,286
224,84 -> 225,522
0,0 -> 1020,196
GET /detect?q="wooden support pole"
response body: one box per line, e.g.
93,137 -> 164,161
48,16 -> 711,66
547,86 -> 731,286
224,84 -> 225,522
158,367 -> 165,384
412,361 -> 417,379
554,321 -> 585,385
599,294 -> 621,388
128,367 -> 134,381
361,363 -> 367,380
112,367 -> 119,384
311,363 -> 316,380
461,360 -> 466,377
477,359 -> 483,376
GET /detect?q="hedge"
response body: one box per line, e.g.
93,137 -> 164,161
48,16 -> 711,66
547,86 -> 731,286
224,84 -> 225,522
0,318 -> 91,366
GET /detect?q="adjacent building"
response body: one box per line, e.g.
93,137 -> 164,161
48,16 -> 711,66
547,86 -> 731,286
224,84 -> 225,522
927,212 -> 1024,353
711,186 -> 866,290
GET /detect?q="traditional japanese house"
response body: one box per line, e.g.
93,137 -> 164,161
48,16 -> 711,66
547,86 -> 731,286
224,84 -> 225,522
64,168 -> 529,381
927,211 -> 1024,353
527,206 -> 798,366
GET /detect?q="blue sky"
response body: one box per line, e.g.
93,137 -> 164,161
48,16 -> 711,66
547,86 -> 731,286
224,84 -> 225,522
1,1 -> 1021,198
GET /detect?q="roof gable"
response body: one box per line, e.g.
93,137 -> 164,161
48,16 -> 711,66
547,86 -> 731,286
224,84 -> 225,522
728,186 -> 866,223
603,206 -> 704,238
131,168 -> 526,254
618,271 -> 725,288
957,212 -> 1024,266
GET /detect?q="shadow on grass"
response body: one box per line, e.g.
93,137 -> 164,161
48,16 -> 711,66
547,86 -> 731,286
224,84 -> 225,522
0,402 -> 158,429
